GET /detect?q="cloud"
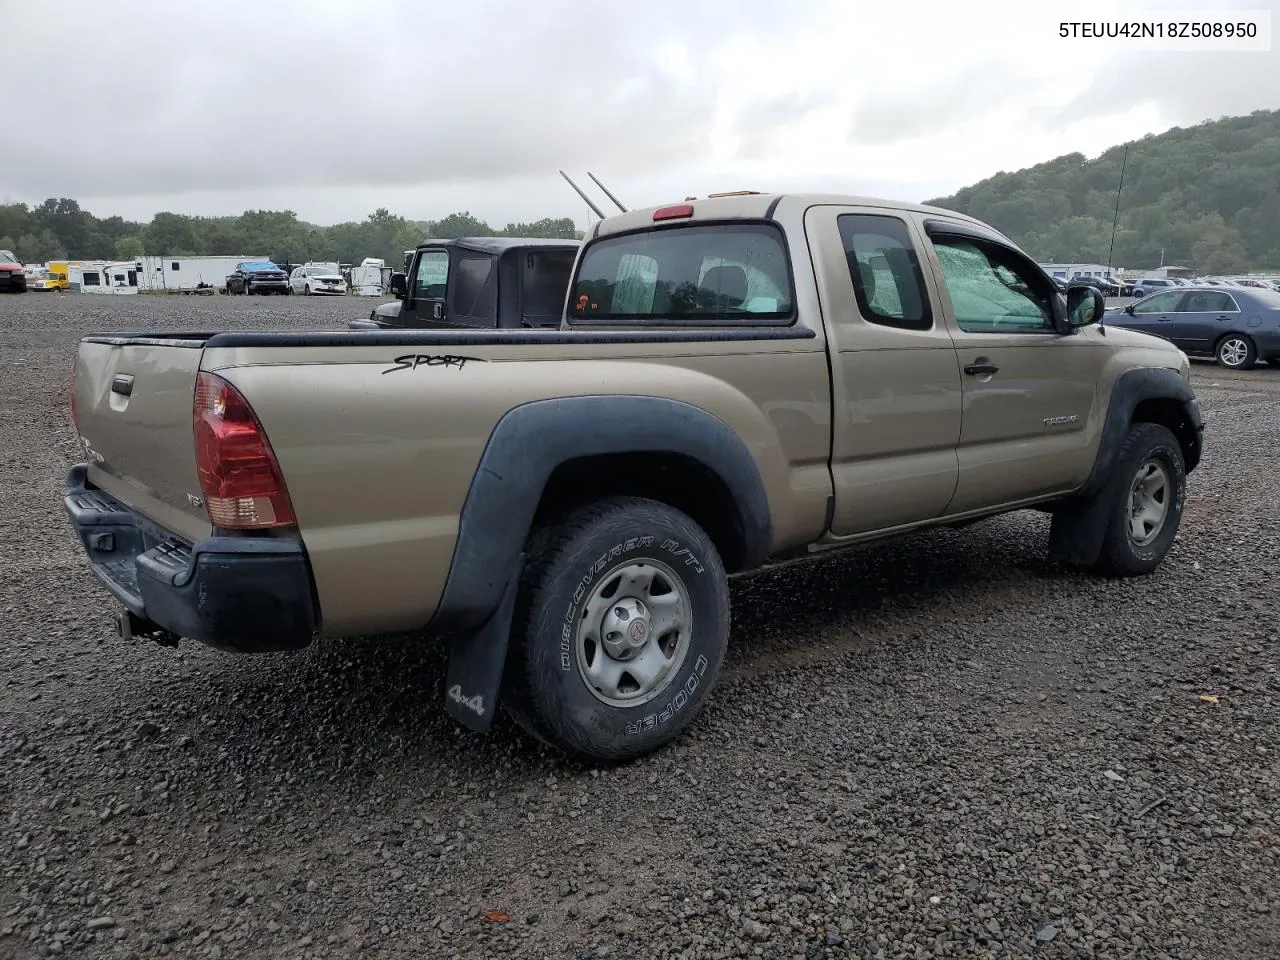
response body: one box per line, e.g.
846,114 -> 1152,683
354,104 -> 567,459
1,0 -> 1275,227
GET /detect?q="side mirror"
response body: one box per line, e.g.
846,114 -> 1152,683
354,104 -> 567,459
389,273 -> 407,299
1124,303 -> 1135,315
1065,284 -> 1105,329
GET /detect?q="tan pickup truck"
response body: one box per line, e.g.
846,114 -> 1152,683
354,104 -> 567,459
65,192 -> 1204,761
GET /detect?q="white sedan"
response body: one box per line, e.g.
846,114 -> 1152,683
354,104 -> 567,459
288,265 -> 347,296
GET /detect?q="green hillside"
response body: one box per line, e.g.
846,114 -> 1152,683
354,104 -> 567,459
924,108 -> 1280,273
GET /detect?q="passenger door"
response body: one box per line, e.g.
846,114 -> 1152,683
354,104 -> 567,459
804,205 -> 962,536
1169,289 -> 1239,354
399,248 -> 450,327
920,222 -> 1105,514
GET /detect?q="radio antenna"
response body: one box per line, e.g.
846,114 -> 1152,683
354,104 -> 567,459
559,171 -> 605,219
587,172 -> 628,213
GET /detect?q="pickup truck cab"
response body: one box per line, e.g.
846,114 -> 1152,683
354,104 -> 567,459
64,192 -> 1203,762
355,237 -> 580,330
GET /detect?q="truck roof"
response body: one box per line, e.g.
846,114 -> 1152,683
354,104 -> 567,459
590,192 -> 1001,240
414,236 -> 581,255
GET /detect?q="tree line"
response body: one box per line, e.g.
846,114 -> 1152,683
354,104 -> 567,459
925,108 -> 1280,274
0,202 -> 582,267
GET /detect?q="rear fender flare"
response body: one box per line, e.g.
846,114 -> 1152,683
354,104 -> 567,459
432,395 -> 772,731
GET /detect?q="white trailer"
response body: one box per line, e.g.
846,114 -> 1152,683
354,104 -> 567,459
137,255 -> 269,292
350,257 -> 388,296
71,261 -> 139,294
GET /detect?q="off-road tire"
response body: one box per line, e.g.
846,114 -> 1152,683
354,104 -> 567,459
1093,422 -> 1186,576
503,496 -> 730,762
1216,334 -> 1256,369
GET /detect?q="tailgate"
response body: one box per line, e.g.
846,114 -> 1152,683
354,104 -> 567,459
73,336 -> 212,544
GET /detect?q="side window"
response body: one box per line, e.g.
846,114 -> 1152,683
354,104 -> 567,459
1132,291 -> 1183,314
1189,291 -> 1237,312
452,254 -> 496,325
836,214 -> 931,331
931,236 -> 1054,333
413,250 -> 448,300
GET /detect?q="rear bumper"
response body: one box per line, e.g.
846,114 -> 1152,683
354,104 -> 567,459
63,464 -> 316,652
0,272 -> 26,292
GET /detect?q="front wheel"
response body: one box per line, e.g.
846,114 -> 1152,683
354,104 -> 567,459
504,496 -> 730,762
304,284 -> 311,296
1216,334 -> 1255,369
1093,422 -> 1186,576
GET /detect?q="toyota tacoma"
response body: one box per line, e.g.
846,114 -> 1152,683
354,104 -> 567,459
64,192 -> 1204,762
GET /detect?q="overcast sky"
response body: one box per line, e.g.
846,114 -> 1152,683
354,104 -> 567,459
2,0 -> 1276,228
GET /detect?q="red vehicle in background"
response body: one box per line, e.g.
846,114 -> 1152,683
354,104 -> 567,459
0,250 -> 26,293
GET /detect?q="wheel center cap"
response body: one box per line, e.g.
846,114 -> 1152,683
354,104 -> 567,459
601,597 -> 651,660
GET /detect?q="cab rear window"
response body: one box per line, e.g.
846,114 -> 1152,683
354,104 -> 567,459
569,222 -> 794,325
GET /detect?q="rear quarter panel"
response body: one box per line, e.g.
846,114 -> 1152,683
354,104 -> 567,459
202,337 -> 832,637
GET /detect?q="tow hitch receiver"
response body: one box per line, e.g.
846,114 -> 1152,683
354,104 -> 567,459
115,609 -> 180,648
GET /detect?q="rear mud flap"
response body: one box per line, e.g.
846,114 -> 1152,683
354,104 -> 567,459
443,554 -> 525,733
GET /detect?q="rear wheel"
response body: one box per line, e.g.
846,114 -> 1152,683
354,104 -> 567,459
504,496 -> 730,762
1216,334 -> 1255,369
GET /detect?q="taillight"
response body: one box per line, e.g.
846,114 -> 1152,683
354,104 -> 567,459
193,371 -> 296,529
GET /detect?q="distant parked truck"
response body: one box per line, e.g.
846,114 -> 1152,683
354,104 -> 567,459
224,261 -> 290,295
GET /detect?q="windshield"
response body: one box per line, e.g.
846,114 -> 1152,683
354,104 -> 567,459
0,251 -> 18,265
242,261 -> 277,270
570,223 -> 794,324
306,266 -> 333,276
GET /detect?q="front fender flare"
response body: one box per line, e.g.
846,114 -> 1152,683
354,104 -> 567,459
1048,366 -> 1204,567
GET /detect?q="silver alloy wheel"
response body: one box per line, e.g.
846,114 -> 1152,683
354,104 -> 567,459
1219,337 -> 1250,367
1127,459 -> 1171,547
575,559 -> 692,708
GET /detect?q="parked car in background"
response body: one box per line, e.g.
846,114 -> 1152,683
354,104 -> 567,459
1106,285 -> 1280,369
225,261 -> 289,295
355,237 -> 581,330
0,250 -> 26,293
1131,277 -> 1179,298
289,264 -> 347,296
1075,275 -> 1121,296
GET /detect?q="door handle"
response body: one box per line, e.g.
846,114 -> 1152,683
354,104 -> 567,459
964,363 -> 999,376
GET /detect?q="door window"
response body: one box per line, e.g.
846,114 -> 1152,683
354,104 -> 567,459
837,214 -> 931,331
413,250 -> 448,300
1132,290 -> 1183,314
931,236 -> 1054,333
452,254 -> 496,325
1180,291 -> 1236,313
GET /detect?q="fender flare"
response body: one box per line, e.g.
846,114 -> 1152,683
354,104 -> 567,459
1078,366 -> 1203,498
1048,366 -> 1204,567
431,394 -> 773,636
433,395 -> 774,731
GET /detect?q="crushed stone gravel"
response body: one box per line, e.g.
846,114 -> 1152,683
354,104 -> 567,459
1,293 -> 1277,960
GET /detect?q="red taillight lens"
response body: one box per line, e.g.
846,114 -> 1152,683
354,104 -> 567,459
193,371 -> 296,529
653,203 -> 694,221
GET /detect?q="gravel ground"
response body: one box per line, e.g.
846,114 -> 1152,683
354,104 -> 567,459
2,293 -> 1278,960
